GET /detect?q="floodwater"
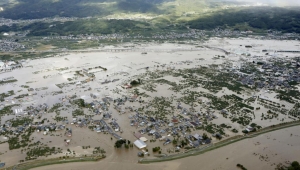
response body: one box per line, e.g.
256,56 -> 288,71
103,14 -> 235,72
1,39 -> 300,168
31,126 -> 300,170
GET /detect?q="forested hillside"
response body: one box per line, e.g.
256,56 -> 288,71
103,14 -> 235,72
0,0 -> 299,34
0,0 -> 170,19
188,7 -> 300,33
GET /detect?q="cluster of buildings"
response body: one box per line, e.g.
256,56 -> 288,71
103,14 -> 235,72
1,119 -> 66,136
91,119 -> 122,140
0,103 -> 62,136
150,30 -> 206,40
0,17 -> 78,27
0,121 -> 27,135
13,104 -> 46,118
71,117 -> 91,128
42,30 -> 206,41
237,58 -> 300,90
211,28 -> 244,37
129,111 -> 212,149
4,120 -> 68,135
67,92 -> 217,150
39,27 -> 300,43
0,60 -> 23,72
210,28 -> 300,40
0,39 -> 25,51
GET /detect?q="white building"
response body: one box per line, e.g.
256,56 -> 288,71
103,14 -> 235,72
0,61 -> 4,69
134,140 -> 147,149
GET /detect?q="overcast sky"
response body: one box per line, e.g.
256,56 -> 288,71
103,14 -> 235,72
233,0 -> 300,6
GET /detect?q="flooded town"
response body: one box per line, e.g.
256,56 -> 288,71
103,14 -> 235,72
0,38 -> 300,169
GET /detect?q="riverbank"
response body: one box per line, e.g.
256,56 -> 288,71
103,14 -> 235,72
26,125 -> 300,170
3,121 -> 299,170
4,156 -> 104,170
139,120 -> 300,163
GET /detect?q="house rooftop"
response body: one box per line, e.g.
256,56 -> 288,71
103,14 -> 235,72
134,140 -> 147,149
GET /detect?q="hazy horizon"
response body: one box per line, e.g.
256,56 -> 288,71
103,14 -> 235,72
233,0 -> 300,6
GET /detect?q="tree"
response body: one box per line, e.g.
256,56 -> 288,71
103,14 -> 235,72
291,161 -> 300,167
181,140 -> 186,147
152,147 -> 160,152
216,134 -> 222,140
130,80 -> 140,86
114,139 -> 126,148
125,144 -> 129,149
172,138 -> 178,145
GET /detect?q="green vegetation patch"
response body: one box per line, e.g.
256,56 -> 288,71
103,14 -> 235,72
145,96 -> 175,119
223,94 -> 243,102
26,146 -> 62,160
277,89 -> 300,103
8,127 -> 34,150
0,90 -> 14,102
0,79 -> 17,85
48,103 -> 63,113
9,117 -> 33,127
72,109 -> 84,117
72,99 -> 87,108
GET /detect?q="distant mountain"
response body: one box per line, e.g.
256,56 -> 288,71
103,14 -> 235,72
0,0 -> 172,19
0,0 -> 300,34
188,7 -> 300,33
1,0 -> 300,20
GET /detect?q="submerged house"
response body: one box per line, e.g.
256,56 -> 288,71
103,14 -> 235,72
193,133 -> 203,140
134,140 -> 147,149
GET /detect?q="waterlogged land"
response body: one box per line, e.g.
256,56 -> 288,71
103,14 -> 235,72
22,126 -> 300,170
0,39 -> 300,169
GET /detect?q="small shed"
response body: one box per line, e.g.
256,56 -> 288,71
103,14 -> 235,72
134,140 -> 147,149
134,132 -> 142,139
139,137 -> 148,142
168,123 -> 174,127
159,136 -> 166,141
